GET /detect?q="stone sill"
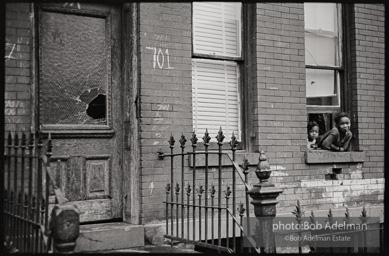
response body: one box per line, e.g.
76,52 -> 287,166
305,150 -> 365,164
188,152 -> 260,168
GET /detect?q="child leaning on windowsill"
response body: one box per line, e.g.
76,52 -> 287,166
307,121 -> 319,150
317,112 -> 352,152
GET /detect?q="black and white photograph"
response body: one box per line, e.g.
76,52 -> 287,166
1,1 -> 386,254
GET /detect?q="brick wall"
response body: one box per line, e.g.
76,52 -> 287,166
5,3 -> 32,133
254,3 -> 307,183
138,3 -> 192,223
351,4 -> 385,179
252,3 -> 384,214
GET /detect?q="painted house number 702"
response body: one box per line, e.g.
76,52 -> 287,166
146,47 -> 174,70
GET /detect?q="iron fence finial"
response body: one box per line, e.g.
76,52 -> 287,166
165,183 -> 171,194
258,150 -> 270,171
14,132 -> 19,147
359,206 -> 368,224
203,129 -> 211,145
310,210 -> 316,224
216,127 -> 225,145
190,131 -> 198,146
292,200 -> 304,221
326,209 -> 334,225
210,185 -> 216,197
186,183 -> 191,195
168,133 -> 175,148
196,185 -> 204,197
29,129 -> 35,147
179,132 -> 187,148
21,132 -> 27,147
229,131 -> 239,150
242,158 -> 250,174
225,184 -> 231,199
7,131 -> 12,147
344,207 -> 351,224
237,202 -> 245,216
175,183 -> 180,194
24,193 -> 28,207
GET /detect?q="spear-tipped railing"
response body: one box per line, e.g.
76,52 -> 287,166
3,130 -> 79,253
158,129 -> 384,254
158,128 -> 260,253
286,200 -> 384,254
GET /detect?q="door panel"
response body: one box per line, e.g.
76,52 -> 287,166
38,3 -> 123,222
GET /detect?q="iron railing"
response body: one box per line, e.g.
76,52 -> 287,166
283,201 -> 384,254
3,130 -> 78,253
158,128 -> 259,253
159,129 -> 384,254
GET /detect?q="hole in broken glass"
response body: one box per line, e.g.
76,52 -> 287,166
86,94 -> 106,119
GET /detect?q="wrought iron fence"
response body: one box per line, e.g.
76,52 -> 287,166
158,128 -> 260,253
283,201 -> 384,254
3,130 -> 79,253
159,129 -> 384,254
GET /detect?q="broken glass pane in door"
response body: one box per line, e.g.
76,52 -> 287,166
40,10 -> 110,126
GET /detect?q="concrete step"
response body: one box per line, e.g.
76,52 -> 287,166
74,222 -> 144,252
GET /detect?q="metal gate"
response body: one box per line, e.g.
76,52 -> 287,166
3,130 -> 79,253
158,128 -> 259,253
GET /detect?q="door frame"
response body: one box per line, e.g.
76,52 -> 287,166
121,3 -> 141,224
30,2 -> 141,224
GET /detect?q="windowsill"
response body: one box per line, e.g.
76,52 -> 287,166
305,150 -> 365,164
188,151 -> 259,168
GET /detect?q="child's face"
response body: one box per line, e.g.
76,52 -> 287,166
338,117 -> 351,133
309,126 -> 319,140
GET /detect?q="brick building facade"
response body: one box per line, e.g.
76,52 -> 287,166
4,2 -> 384,246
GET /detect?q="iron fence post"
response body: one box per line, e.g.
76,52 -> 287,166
247,150 -> 283,253
216,128 -> 224,249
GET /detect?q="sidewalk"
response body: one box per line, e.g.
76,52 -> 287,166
92,244 -> 202,254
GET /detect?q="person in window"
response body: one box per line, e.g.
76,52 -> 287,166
317,112 -> 352,152
307,121 -> 319,150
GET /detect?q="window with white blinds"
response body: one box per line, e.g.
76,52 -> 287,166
192,59 -> 241,140
192,2 -> 242,141
193,2 -> 242,57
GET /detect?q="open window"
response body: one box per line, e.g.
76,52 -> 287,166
304,3 -> 343,134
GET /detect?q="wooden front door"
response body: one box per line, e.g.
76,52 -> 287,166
37,3 -> 123,222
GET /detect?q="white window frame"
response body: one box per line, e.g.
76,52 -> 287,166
304,3 -> 343,114
192,2 -> 243,142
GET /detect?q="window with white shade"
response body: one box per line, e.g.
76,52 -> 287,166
304,3 -> 344,134
192,2 -> 242,141
193,2 -> 242,57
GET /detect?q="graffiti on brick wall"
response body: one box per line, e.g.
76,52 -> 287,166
5,43 -> 17,61
148,182 -> 154,195
5,37 -> 26,61
146,47 -> 174,70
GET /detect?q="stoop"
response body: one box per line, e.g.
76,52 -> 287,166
74,223 -> 144,252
